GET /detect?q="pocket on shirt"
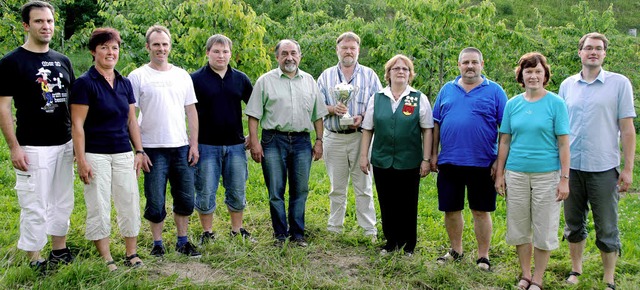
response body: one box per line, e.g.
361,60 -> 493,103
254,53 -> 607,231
471,99 -> 496,117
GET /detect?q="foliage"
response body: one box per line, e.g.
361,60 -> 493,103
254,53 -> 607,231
0,0 -> 72,56
65,0 -> 270,78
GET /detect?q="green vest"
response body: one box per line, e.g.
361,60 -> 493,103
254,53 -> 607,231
371,91 -> 423,169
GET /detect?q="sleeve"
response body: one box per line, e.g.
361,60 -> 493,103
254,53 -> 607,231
617,76 -> 636,119
365,71 -> 383,113
558,80 -> 567,100
317,71 -> 331,105
0,56 -> 17,96
498,99 -> 512,134
495,85 -> 509,126
245,75 -> 265,119
419,92 -> 434,129
554,97 -> 570,135
69,77 -> 92,105
65,57 -> 76,85
183,71 -> 198,105
123,78 -> 136,105
362,93 -> 376,130
372,71 -> 383,93
241,73 -> 253,104
127,70 -> 141,107
311,78 -> 328,121
432,87 -> 444,123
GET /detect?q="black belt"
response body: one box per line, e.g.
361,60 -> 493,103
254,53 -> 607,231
263,129 -> 309,136
329,128 -> 362,134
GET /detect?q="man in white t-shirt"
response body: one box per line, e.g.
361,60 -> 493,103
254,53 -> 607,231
128,25 -> 201,258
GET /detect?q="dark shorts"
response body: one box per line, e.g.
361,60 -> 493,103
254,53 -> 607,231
143,146 -> 196,223
563,168 -> 620,253
437,164 -> 497,212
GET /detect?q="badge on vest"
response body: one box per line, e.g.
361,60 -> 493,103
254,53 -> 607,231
402,95 -> 418,116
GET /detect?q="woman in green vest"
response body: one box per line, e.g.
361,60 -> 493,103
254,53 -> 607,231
359,54 -> 434,255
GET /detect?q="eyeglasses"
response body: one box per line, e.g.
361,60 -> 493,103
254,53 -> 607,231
391,67 -> 409,72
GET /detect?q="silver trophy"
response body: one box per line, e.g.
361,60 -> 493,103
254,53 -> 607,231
330,82 -> 359,126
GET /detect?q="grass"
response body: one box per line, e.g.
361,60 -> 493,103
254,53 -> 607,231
0,132 -> 639,289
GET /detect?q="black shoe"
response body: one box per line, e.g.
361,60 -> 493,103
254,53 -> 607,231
29,259 -> 48,274
48,248 -> 74,265
150,244 -> 166,257
123,253 -> 144,268
176,242 -> 202,258
231,228 -> 257,243
437,249 -> 464,264
200,231 -> 215,245
273,239 -> 286,248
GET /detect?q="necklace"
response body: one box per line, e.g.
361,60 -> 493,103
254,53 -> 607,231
102,74 -> 114,83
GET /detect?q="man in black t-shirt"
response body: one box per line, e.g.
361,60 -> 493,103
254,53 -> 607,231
191,34 -> 255,244
0,1 -> 75,271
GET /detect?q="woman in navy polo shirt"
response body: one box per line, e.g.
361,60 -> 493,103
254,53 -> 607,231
70,27 -> 145,271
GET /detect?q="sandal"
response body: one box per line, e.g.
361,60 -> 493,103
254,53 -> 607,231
124,253 -> 144,268
106,260 -> 118,272
529,282 -> 543,290
436,249 -> 464,264
476,257 -> 491,271
566,271 -> 581,285
605,283 -> 616,290
517,277 -> 531,290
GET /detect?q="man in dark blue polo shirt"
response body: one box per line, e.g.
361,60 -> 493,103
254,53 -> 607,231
191,34 -> 254,243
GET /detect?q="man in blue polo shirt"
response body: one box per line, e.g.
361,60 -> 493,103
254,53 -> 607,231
430,47 -> 508,271
191,34 -> 255,244
560,32 -> 636,290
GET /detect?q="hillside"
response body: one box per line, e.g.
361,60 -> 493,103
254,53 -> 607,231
477,0 -> 639,33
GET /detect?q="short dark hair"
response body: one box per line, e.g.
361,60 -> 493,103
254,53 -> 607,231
88,27 -> 121,52
21,1 -> 54,24
515,52 -> 551,88
458,47 -> 483,62
578,32 -> 609,51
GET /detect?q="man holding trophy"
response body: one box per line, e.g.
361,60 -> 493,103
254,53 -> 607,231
317,32 -> 382,239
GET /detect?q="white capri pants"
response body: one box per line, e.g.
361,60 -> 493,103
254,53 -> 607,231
84,152 -> 140,240
505,170 -> 561,251
16,141 -> 74,251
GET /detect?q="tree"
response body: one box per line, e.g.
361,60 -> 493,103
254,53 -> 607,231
66,0 -> 270,78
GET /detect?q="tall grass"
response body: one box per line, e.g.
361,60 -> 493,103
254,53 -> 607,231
0,133 -> 639,289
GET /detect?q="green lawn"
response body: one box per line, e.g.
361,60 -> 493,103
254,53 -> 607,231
0,134 -> 638,289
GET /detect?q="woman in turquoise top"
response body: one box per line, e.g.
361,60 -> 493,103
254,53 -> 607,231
495,52 -> 570,290
359,54 -> 433,255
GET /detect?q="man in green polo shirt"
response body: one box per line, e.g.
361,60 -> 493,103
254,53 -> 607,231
246,39 -> 328,247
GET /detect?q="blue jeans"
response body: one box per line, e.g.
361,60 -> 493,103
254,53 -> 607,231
261,130 -> 312,240
143,146 -> 195,223
195,143 -> 248,214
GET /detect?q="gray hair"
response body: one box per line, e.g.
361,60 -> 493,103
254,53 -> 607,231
274,39 -> 300,57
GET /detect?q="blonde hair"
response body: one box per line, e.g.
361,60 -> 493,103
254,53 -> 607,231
383,54 -> 415,85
